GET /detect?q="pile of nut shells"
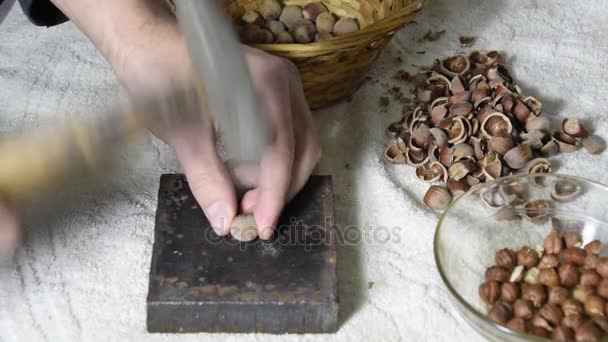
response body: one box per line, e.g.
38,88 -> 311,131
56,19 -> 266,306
383,51 -> 606,210
238,0 -> 359,44
480,229 -> 608,341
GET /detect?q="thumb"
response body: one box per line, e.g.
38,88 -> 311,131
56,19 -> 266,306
172,135 -> 237,237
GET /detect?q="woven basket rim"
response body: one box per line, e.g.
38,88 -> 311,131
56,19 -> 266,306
250,0 -> 425,51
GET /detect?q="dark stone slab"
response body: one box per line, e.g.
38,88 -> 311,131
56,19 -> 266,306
147,175 -> 338,334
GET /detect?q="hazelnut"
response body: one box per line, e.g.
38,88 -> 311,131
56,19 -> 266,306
332,18 -> 359,36
479,281 -> 501,305
314,32 -> 333,42
596,257 -> 608,278
279,5 -> 304,30
581,269 -> 602,287
424,186 -> 452,210
510,265 -> 525,282
500,282 -> 520,303
529,326 -> 550,338
562,314 -> 585,331
291,19 -> 316,44
241,11 -> 265,26
315,12 -> 335,34
583,135 -> 607,155
545,230 -> 564,254
552,325 -> 575,341
541,303 -> 564,326
240,24 -> 272,44
266,20 -> 286,35
584,240 -> 603,255
584,296 -> 606,317
574,286 -> 597,303
275,31 -> 294,44
487,302 -> 512,325
562,299 -> 585,317
561,247 -> 587,266
230,215 -> 259,241
539,268 -> 561,287
532,314 -> 552,329
575,321 -> 602,342
524,267 -> 540,284
302,2 -> 327,21
495,248 -> 517,271
513,299 -> 534,319
559,263 -> 580,288
539,254 -> 560,269
522,283 -> 547,308
261,0 -> 282,20
563,232 -> 582,248
486,266 -> 510,282
592,315 -> 608,332
518,246 -> 540,268
586,254 -> 600,270
505,318 -> 527,333
599,279 -> 608,299
549,286 -> 571,305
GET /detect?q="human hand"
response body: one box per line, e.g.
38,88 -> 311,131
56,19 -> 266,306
114,26 -> 321,240
0,201 -> 19,257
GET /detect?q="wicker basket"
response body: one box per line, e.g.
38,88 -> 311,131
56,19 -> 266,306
226,0 -> 424,109
169,0 -> 425,109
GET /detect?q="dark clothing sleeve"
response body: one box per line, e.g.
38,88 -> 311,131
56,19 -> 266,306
18,0 -> 68,26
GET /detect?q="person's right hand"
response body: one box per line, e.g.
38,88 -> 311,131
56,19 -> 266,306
0,202 -> 19,257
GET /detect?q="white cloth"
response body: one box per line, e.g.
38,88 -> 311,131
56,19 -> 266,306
1,0 -> 608,341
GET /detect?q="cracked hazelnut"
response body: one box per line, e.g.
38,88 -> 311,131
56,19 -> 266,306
488,302 -> 513,325
562,299 -> 584,317
563,232 -> 582,248
479,281 -> 501,305
518,246 -> 540,268
513,299 -> 534,319
545,230 -> 564,254
529,326 -> 550,338
584,296 -> 606,317
541,303 -> 564,325
506,317 -> 527,333
539,268 -> 561,287
552,325 -> 575,341
495,248 -> 517,270
549,286 -> 571,305
539,254 -> 560,269
586,254 -> 600,270
574,286 -> 597,303
559,263 -> 580,288
596,257 -> 608,278
501,282 -> 520,303
562,314 -> 585,331
581,269 -> 602,287
576,320 -> 602,342
585,240 -> 603,255
524,267 -> 541,284
597,279 -> 608,300
486,266 -> 510,282
561,247 -> 588,266
522,283 -> 547,308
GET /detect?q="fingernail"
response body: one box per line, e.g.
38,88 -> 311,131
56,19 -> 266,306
260,228 -> 274,240
204,201 -> 230,236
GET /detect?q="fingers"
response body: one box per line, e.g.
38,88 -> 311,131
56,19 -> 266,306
0,201 -> 19,258
171,124 -> 237,236
285,63 -> 322,200
247,58 -> 295,240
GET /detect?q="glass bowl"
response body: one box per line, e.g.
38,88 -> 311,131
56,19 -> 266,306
434,174 -> 608,341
